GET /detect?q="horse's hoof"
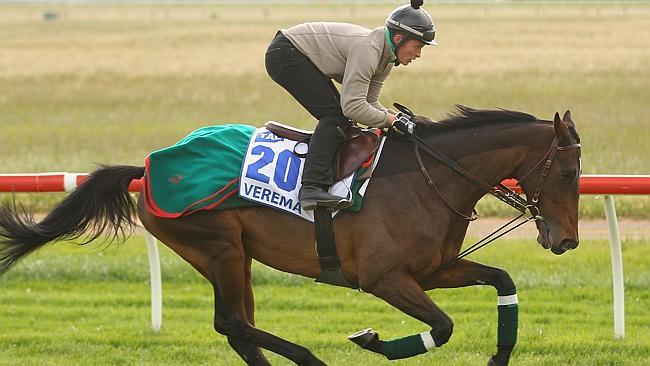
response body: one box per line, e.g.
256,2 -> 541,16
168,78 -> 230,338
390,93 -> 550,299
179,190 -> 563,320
347,328 -> 379,349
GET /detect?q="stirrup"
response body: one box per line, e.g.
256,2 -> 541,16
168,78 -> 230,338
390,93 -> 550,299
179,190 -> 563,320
299,185 -> 351,211
326,198 -> 353,211
300,197 -> 351,211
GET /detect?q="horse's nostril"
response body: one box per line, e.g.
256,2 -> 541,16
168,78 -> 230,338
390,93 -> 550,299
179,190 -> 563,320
561,239 -> 578,251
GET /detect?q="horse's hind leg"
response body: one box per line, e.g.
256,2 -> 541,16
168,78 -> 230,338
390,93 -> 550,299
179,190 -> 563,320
209,251 -> 326,366
140,205 -> 326,365
139,209 -> 269,365
224,256 -> 269,365
228,337 -> 267,366
212,277 -> 269,366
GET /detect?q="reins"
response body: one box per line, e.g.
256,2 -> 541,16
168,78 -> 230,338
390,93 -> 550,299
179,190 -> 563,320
411,132 -> 529,216
441,213 -> 532,270
405,129 -> 581,269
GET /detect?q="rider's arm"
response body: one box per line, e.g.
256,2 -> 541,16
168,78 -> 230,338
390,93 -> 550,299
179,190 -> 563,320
340,41 -> 394,128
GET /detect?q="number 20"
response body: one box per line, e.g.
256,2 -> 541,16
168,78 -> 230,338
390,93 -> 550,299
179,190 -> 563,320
245,145 -> 301,192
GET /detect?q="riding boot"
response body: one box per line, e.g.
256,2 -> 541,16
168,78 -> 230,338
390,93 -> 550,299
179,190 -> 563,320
300,118 -> 352,211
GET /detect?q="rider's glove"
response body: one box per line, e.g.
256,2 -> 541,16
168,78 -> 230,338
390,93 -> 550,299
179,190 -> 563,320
392,112 -> 415,135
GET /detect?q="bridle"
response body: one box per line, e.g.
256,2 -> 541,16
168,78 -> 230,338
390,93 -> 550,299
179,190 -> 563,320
413,133 -> 580,220
515,138 -> 582,219
408,128 -> 581,267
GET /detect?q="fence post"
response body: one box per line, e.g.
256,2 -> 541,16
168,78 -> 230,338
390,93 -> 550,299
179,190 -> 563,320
603,195 -> 625,339
144,230 -> 163,333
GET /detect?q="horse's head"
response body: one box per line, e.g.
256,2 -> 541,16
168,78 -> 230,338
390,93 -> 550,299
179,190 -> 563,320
518,111 -> 581,255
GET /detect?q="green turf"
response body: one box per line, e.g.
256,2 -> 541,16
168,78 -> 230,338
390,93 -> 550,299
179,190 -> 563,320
0,233 -> 648,365
1,3 -> 649,217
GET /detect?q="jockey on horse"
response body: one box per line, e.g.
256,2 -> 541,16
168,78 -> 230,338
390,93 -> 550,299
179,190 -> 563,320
265,0 -> 436,211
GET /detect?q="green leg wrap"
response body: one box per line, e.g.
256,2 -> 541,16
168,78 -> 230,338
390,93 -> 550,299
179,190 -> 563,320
382,332 -> 432,360
497,288 -> 519,346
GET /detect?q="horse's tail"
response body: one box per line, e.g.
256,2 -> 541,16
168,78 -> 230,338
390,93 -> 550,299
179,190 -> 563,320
0,165 -> 145,276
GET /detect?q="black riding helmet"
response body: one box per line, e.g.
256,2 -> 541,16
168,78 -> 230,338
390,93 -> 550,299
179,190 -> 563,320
386,0 -> 437,46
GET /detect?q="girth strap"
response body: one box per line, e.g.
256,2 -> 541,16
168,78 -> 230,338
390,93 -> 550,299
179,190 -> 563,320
313,208 -> 358,289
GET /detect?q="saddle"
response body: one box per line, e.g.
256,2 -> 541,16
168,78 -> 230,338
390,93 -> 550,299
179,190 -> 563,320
265,121 -> 380,181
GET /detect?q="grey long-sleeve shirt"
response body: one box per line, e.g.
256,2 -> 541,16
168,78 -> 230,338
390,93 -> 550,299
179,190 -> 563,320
281,22 -> 397,128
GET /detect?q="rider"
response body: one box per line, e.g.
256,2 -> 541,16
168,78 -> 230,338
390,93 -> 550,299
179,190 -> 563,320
265,0 -> 436,211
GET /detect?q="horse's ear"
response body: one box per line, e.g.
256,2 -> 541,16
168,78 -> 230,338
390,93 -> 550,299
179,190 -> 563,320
554,112 -> 561,124
554,112 -> 572,145
562,110 -> 576,128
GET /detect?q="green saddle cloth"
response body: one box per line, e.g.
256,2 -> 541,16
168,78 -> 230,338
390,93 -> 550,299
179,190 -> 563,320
143,124 -> 256,218
142,123 -> 374,218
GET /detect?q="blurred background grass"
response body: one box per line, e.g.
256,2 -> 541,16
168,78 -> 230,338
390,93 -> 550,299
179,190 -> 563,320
1,3 -> 649,216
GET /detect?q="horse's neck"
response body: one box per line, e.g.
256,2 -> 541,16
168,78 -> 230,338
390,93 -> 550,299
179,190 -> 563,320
375,122 -> 554,203
415,123 -> 555,211
459,123 -> 554,183
367,123 -> 554,256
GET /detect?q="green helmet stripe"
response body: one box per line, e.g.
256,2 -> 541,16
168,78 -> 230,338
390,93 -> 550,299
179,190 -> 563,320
385,28 -> 397,55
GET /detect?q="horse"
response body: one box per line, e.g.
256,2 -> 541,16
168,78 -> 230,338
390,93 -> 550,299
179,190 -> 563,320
0,106 -> 581,366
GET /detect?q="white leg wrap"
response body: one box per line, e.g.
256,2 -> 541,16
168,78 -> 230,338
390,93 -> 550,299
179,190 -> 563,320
420,331 -> 437,350
498,294 -> 519,306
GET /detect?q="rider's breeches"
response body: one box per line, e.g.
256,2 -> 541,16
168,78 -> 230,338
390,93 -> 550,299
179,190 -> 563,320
302,119 -> 346,185
265,31 -> 349,185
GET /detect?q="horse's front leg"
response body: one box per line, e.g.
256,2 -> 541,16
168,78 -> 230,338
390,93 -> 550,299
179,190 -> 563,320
349,270 -> 454,360
418,259 -> 518,366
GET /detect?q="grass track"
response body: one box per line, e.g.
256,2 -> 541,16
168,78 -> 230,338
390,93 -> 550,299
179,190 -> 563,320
1,234 -> 648,365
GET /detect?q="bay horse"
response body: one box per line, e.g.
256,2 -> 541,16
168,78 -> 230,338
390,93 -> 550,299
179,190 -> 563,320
0,106 -> 581,365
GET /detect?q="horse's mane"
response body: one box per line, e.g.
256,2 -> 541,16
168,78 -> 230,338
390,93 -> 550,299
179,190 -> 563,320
414,105 -> 541,132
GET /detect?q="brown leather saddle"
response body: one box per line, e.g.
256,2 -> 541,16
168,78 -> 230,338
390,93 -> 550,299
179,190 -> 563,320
265,121 -> 381,180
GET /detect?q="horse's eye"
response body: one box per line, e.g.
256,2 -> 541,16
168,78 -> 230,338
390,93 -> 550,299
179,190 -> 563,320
561,170 -> 576,180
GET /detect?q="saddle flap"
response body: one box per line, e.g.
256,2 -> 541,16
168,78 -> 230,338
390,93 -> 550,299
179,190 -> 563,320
337,130 -> 380,180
